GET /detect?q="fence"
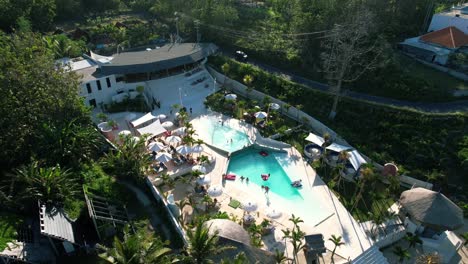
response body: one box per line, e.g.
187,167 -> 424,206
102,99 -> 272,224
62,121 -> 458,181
145,177 -> 188,245
206,66 -> 350,146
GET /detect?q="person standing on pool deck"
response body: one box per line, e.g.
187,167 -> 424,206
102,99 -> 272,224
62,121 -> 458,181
246,177 -> 249,184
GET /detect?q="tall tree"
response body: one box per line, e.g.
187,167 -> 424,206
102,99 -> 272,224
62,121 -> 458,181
185,221 -> 231,264
99,225 -> 172,264
8,161 -> 79,207
320,6 -> 387,119
328,234 -> 345,263
392,245 -> 411,263
0,32 -> 91,171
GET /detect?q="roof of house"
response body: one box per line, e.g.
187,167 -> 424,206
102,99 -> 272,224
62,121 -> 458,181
420,26 -> 468,49
39,204 -> 80,244
98,43 -> 218,75
401,37 -> 452,56
304,234 -> 326,254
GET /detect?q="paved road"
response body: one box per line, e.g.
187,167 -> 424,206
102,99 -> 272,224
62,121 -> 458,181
222,51 -> 468,113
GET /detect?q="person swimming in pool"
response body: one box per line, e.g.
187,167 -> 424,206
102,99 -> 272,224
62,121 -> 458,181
264,186 -> 270,194
246,177 -> 249,183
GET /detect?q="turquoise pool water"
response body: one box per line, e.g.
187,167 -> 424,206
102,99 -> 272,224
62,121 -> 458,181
227,148 -> 302,200
199,117 -> 251,152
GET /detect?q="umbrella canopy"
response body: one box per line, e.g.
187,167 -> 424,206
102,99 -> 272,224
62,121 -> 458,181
269,103 -> 280,111
155,152 -> 172,163
157,114 -> 167,120
196,175 -> 211,185
265,208 -> 282,219
400,187 -> 464,230
192,165 -> 207,174
207,185 -> 223,197
162,121 -> 174,128
243,201 -> 258,212
176,145 -> 192,155
118,130 -> 132,136
254,111 -> 268,119
166,136 -> 181,145
172,127 -> 187,136
254,106 -> 261,110
131,136 -> 140,143
147,142 -> 165,152
225,94 -> 237,100
191,145 -> 204,153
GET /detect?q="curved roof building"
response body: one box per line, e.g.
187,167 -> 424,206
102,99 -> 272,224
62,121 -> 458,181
98,43 -> 218,75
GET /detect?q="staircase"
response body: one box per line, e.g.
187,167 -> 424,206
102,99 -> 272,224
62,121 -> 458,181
352,246 -> 389,264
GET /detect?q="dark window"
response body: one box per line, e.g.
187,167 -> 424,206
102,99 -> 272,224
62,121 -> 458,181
86,83 -> 92,94
96,80 -> 102,90
89,99 -> 97,108
106,77 -> 111,88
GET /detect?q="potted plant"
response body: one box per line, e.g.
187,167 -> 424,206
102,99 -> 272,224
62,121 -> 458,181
107,120 -> 118,130
260,218 -> 273,235
97,112 -> 108,122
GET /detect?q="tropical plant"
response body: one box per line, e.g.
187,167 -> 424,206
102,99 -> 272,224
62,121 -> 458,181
99,225 -> 172,264
97,113 -> 108,122
11,161 -> 80,207
462,232 -> 468,246
282,214 -> 305,263
404,233 -> 422,249
274,249 -> 288,263
392,245 -> 411,263
220,252 -> 248,264
185,221 -> 232,264
101,134 -> 151,182
329,235 -> 345,263
243,74 -> 254,97
221,63 -> 230,87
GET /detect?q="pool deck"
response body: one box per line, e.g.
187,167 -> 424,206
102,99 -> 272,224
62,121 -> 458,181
96,71 -> 373,262
189,115 -> 373,261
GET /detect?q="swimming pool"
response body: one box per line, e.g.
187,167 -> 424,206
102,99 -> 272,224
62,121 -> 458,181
227,148 -> 302,200
197,116 -> 251,153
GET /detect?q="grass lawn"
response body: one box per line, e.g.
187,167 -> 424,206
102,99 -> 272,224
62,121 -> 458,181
0,213 -> 23,251
397,54 -> 467,91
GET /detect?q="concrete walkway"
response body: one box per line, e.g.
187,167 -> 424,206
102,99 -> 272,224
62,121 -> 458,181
221,51 -> 468,113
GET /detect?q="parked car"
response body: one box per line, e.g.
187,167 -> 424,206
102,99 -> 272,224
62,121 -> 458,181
235,50 -> 248,62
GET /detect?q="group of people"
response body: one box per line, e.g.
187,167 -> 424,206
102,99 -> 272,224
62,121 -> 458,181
240,175 -> 250,183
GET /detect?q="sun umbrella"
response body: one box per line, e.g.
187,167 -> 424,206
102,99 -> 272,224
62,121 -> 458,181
243,201 -> 258,212
196,175 -> 211,185
191,145 -> 204,153
192,165 -> 207,174
162,121 -> 174,128
172,127 -> 186,136
400,187 -> 464,230
131,136 -> 140,143
207,185 -> 223,197
157,114 -> 167,120
225,94 -> 237,100
254,111 -> 268,119
269,103 -> 280,111
147,142 -> 165,152
254,106 -> 261,109
176,145 -> 192,155
118,130 -> 132,136
166,136 -> 181,145
266,208 -> 282,219
155,152 -> 172,163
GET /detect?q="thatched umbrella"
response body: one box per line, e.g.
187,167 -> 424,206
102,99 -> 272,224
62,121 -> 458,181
399,188 -> 463,230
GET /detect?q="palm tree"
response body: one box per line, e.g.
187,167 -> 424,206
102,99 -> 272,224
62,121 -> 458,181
392,245 -> 411,263
99,225 -> 172,264
274,249 -> 288,263
282,215 -> 305,263
404,233 -> 422,249
221,252 -> 248,264
221,63 -> 230,88
328,235 -> 345,263
101,134 -> 151,182
185,221 -> 231,264
243,74 -> 254,98
13,161 -> 79,206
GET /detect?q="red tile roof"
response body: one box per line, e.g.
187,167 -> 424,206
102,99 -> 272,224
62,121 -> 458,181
420,26 -> 468,49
